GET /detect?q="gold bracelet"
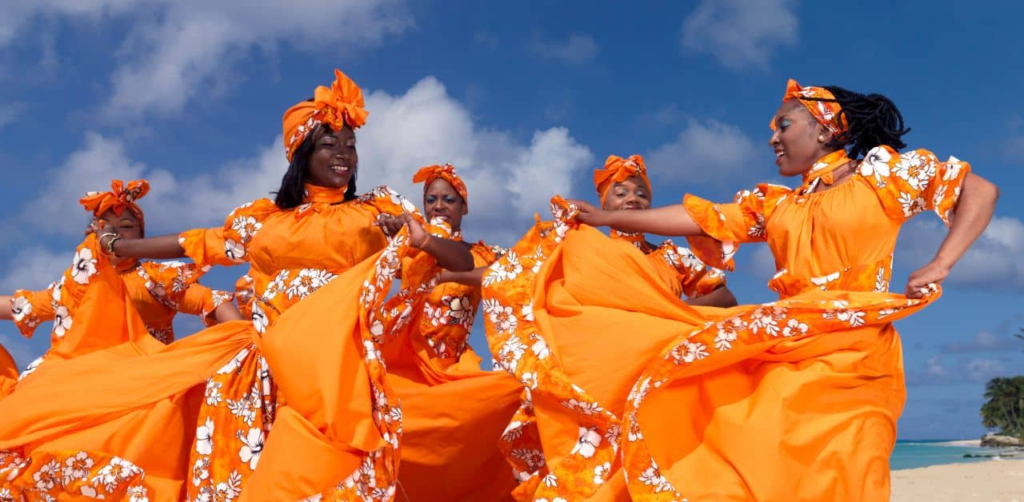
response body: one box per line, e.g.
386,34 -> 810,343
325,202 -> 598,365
417,233 -> 431,249
105,234 -> 122,254
98,232 -> 117,249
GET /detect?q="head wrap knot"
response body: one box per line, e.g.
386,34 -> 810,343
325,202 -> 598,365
79,179 -> 149,230
412,163 -> 469,208
593,154 -> 650,206
282,69 -> 369,161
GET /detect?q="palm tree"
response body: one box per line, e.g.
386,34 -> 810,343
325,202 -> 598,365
981,376 -> 1024,438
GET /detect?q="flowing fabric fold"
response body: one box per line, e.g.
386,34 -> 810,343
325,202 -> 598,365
482,197 -> 939,501
370,247 -> 521,501
0,235 -> 255,500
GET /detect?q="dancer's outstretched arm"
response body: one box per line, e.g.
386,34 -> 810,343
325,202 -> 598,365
572,199 -> 708,237
377,213 -> 475,272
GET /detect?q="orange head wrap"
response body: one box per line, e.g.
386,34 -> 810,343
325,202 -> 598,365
412,163 -> 468,208
79,179 -> 149,230
774,78 -> 848,136
593,154 -> 650,206
282,69 -> 369,161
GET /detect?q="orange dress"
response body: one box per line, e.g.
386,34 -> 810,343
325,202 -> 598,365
608,229 -> 726,300
0,235 -> 225,500
9,260 -> 229,375
0,186 -> 444,501
379,239 -> 522,501
483,145 -> 967,501
173,185 -> 452,501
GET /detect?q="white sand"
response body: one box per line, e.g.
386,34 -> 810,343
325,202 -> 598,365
892,458 -> 1024,501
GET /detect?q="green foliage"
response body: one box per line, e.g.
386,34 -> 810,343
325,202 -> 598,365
980,376 -> 1024,438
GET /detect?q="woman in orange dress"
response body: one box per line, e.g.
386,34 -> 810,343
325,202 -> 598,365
483,80 -> 998,500
0,69 -> 473,501
374,163 -> 521,500
593,153 -> 736,308
0,179 -> 239,379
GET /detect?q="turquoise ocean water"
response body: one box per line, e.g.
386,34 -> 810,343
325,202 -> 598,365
890,440 -> 1020,470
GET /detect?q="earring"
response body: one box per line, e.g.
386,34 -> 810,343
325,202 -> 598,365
818,135 -> 826,142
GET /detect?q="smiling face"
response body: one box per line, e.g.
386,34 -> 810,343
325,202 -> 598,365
601,176 -> 651,211
307,125 -> 358,189
423,178 -> 467,231
768,100 -> 839,177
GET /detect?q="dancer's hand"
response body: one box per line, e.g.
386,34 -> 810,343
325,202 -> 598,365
905,259 -> 949,298
402,214 -> 431,249
375,213 -> 405,237
376,213 -> 430,248
569,199 -> 611,227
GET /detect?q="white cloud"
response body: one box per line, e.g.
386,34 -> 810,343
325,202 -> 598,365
1,1 -> 414,119
357,76 -> 594,244
646,119 -> 760,185
941,329 -> 1023,354
0,102 -> 27,130
680,0 -> 798,70
0,0 -> 138,47
18,132 -> 147,236
473,30 -> 499,51
962,358 -> 1007,384
896,215 -> 1024,292
12,75 -> 593,251
0,246 -> 70,293
1002,134 -> 1024,163
529,34 -> 599,66
925,355 -> 948,378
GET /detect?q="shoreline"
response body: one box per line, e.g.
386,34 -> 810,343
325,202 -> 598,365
891,458 -> 1024,501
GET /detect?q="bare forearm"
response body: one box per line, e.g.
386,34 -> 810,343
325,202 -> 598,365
112,235 -> 187,260
439,267 -> 486,287
213,302 -> 244,323
686,286 -> 738,308
0,296 -> 11,321
933,173 -> 999,269
420,237 -> 475,272
606,204 -> 707,237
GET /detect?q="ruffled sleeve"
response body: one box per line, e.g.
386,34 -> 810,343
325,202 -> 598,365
649,242 -> 727,299
858,145 -> 971,226
358,186 -> 422,219
10,282 -> 59,339
139,261 -> 233,327
683,183 -> 792,270
178,199 -> 278,269
471,242 -> 502,268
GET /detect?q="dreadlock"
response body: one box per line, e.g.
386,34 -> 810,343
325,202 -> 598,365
273,120 -> 357,209
805,86 -> 910,160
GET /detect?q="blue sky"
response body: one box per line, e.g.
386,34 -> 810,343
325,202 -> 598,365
1,0 -> 1022,440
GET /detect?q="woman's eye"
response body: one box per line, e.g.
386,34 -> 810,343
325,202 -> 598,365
444,196 -> 458,204
425,196 -> 437,204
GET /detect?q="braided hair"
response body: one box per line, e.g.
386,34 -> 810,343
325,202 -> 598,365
274,120 -> 358,209
804,86 -> 910,160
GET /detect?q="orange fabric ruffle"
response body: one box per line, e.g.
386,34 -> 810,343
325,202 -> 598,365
481,197 -> 940,500
79,179 -> 149,230
283,69 -> 369,161
593,154 -> 650,207
413,163 -> 469,208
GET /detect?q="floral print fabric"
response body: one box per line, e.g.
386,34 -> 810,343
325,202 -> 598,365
482,147 -> 962,499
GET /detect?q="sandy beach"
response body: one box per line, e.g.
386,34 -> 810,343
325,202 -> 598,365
892,458 -> 1024,501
